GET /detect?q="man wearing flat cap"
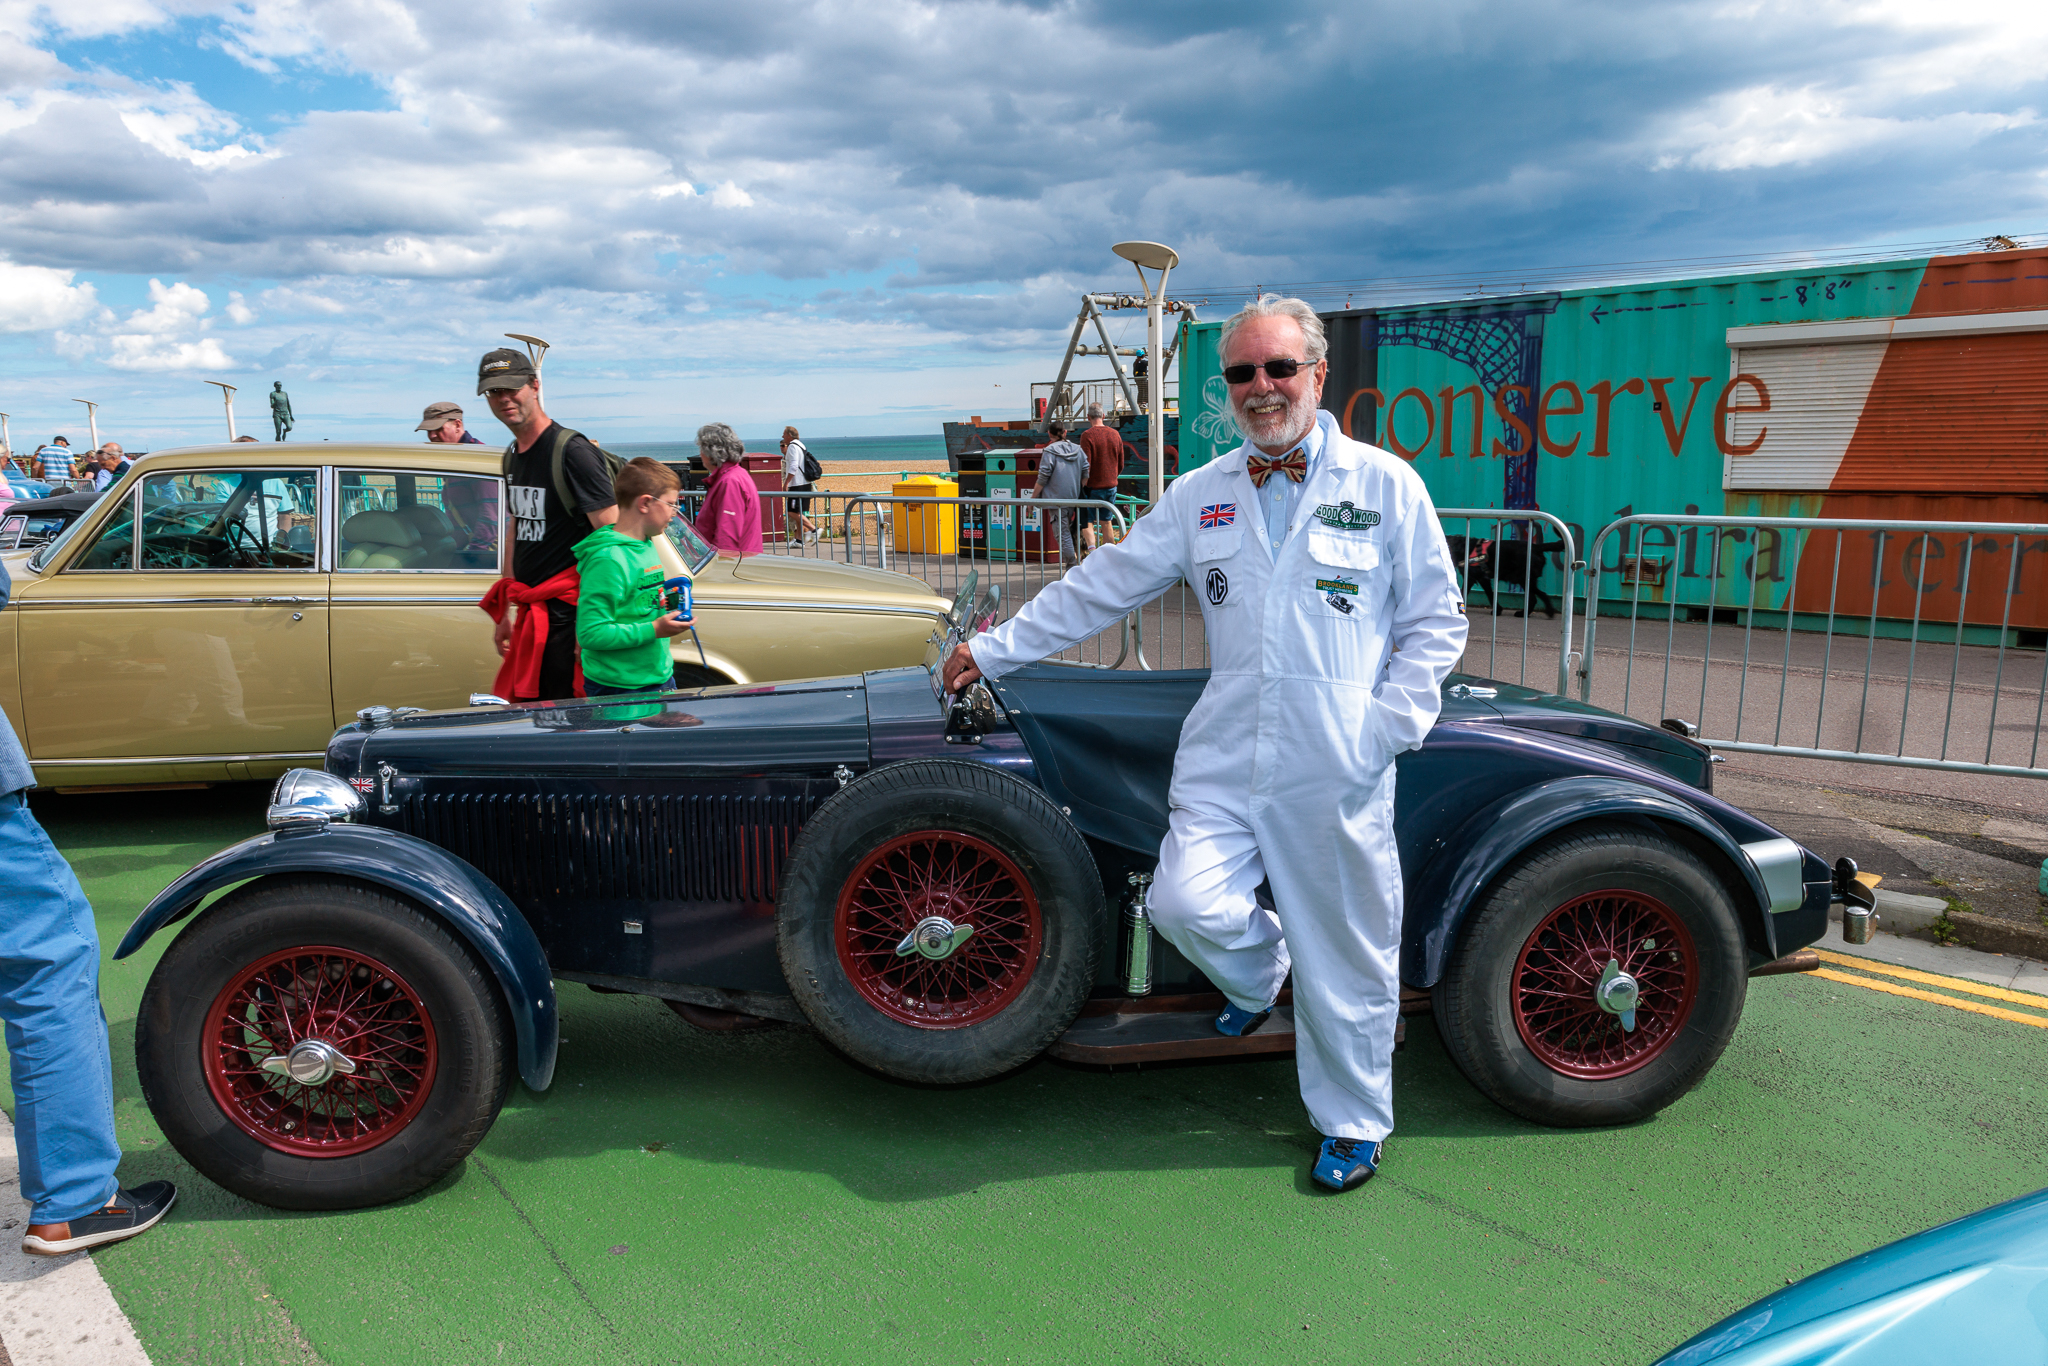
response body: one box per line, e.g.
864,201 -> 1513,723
473,347 -> 617,702
418,401 -> 484,444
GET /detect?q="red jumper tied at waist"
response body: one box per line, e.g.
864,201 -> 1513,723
478,568 -> 584,702
1246,449 -> 1307,488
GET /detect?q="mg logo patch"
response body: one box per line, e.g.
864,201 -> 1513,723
1206,568 -> 1229,605
1313,501 -> 1381,530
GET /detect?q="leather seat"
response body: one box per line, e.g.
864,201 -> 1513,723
340,510 -> 427,569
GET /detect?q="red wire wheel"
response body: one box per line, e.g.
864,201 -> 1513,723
835,830 -> 1043,1029
1512,890 -> 1699,1080
203,946 -> 439,1157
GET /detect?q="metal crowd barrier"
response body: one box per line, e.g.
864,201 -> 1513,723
1435,508 -> 1580,697
696,490 -> 1586,683
1580,514 -> 2048,780
836,493 -> 1136,669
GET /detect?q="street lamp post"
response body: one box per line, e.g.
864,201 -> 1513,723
72,398 -> 99,456
204,381 -> 238,440
1111,241 -> 1179,508
505,333 -> 551,402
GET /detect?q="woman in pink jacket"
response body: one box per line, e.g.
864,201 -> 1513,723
693,422 -> 761,557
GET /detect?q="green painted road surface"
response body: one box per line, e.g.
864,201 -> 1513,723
13,786 -> 2048,1366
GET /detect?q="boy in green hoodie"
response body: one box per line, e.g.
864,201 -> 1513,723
573,457 -> 693,696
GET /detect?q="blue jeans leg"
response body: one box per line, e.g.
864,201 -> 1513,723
0,791 -> 122,1223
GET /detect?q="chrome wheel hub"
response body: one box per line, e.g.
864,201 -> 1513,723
260,1038 -> 360,1087
1595,959 -> 1640,1032
896,915 -> 976,961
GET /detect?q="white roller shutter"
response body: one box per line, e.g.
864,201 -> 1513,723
1722,341 -> 1888,490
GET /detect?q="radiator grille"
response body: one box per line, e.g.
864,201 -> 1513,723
401,790 -> 819,903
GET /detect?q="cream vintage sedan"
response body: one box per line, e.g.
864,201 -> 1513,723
0,443 -> 950,790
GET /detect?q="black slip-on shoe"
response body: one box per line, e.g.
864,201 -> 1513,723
23,1181 -> 177,1256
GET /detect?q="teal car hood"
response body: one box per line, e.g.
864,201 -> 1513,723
1655,1186 -> 2048,1364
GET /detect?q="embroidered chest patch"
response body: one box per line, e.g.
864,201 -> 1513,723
1199,502 -> 1236,529
1315,577 -> 1359,596
1313,501 -> 1381,530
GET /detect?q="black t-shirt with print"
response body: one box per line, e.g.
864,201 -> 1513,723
506,422 -> 617,585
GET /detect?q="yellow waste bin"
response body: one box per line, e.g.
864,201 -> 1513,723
893,474 -> 960,554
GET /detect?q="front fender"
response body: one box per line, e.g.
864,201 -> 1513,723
117,824 -> 558,1091
1407,775 -> 1778,987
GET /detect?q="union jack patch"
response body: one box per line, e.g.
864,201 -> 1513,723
1199,503 -> 1236,529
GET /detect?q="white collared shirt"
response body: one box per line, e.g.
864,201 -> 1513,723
1249,414 -> 1327,554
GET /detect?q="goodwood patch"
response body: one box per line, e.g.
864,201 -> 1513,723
1313,501 -> 1381,531
1315,577 -> 1358,596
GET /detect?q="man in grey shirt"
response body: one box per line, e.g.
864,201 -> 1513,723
0,558 -> 176,1255
1030,422 -> 1089,567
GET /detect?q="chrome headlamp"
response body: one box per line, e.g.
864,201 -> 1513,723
266,769 -> 365,834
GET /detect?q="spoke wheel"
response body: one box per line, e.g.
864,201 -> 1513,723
204,946 -> 439,1157
1512,891 -> 1697,1080
778,758 -> 1104,1084
835,831 -> 1043,1029
1432,823 -> 1748,1128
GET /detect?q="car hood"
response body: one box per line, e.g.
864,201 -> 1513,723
1468,677 -> 1716,787
1654,1187 -> 2048,1364
691,553 -> 948,616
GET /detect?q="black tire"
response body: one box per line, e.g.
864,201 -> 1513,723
136,876 -> 511,1210
671,663 -> 732,688
777,759 -> 1104,1084
1433,823 -> 1748,1127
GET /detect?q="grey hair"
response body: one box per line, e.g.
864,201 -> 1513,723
1085,403 -> 1106,419
696,422 -> 745,467
1217,296 -> 1328,366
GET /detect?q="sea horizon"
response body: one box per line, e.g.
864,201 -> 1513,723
612,433 -> 948,464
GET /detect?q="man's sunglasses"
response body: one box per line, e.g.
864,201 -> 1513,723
1223,358 -> 1315,385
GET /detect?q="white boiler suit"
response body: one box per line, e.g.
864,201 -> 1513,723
967,411 -> 1467,1141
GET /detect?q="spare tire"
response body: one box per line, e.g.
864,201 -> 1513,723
777,758 -> 1105,1083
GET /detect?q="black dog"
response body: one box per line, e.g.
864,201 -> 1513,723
1443,533 -> 1564,619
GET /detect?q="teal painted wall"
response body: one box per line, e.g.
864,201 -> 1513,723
1178,259 -> 1932,611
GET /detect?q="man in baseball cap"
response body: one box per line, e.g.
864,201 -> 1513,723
476,347 -> 537,393
474,345 -> 618,703
417,401 -> 483,444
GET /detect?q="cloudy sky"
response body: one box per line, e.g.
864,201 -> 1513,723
0,0 -> 2043,449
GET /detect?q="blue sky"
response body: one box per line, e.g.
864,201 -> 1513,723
0,0 -> 2041,450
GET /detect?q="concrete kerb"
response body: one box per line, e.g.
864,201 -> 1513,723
1829,888 -> 2048,962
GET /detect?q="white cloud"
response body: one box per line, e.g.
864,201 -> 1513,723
225,288 -> 254,323
105,333 -> 233,369
709,181 -> 754,209
0,257 -> 99,330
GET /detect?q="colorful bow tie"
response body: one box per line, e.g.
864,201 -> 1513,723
1247,449 -> 1307,488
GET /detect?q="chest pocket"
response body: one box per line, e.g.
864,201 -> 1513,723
1306,529 -> 1381,619
1193,525 -> 1242,564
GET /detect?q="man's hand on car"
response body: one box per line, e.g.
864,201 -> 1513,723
943,642 -> 982,694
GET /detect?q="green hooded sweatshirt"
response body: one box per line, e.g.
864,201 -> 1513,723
572,524 -> 674,689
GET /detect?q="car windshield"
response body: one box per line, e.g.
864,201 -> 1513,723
665,514 -> 715,574
27,505 -> 95,572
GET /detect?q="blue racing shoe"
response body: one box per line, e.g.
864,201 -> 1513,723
1312,1137 -> 1381,1192
1214,1002 -> 1273,1037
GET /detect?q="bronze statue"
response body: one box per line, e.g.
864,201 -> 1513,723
270,382 -> 294,441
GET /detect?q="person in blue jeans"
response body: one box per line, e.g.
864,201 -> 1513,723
0,556 -> 175,1255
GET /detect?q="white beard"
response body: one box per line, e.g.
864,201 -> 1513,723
1232,382 -> 1319,451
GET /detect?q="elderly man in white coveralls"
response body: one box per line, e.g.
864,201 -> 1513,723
945,297 -> 1467,1191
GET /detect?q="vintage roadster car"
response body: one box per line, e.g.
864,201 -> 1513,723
120,582 -> 1851,1210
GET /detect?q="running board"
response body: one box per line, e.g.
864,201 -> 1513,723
1049,998 -> 1417,1066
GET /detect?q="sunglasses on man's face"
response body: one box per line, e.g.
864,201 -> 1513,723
1223,357 -> 1315,385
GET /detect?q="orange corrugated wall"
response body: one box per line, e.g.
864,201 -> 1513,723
1794,249 -> 2048,628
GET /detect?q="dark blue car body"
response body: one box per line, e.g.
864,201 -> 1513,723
122,661 -> 1833,1093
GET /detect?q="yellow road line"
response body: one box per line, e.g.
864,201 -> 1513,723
1812,948 -> 2048,1009
1811,968 -> 2048,1029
